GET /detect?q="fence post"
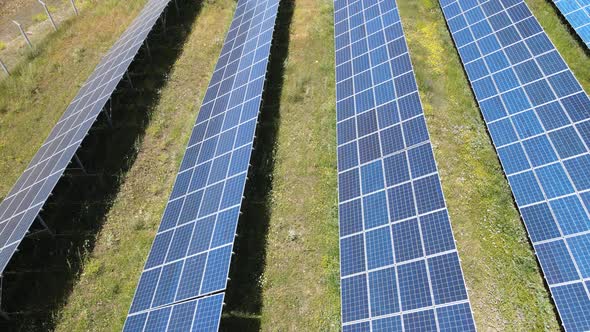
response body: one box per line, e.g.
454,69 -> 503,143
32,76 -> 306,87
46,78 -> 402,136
12,20 -> 32,49
70,0 -> 79,16
0,58 -> 9,76
38,0 -> 58,31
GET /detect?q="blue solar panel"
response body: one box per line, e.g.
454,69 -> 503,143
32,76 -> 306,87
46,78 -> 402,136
553,0 -> 590,49
440,0 -> 590,330
334,0 -> 476,329
0,0 -> 173,275
125,0 -> 279,328
123,293 -> 224,332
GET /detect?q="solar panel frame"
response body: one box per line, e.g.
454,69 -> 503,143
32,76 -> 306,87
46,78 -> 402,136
333,0 -> 476,330
552,0 -> 590,49
123,292 -> 225,332
125,0 -> 280,327
439,0 -> 590,330
0,0 -> 173,275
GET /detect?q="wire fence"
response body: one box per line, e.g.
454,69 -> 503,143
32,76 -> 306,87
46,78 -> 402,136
0,0 -> 81,77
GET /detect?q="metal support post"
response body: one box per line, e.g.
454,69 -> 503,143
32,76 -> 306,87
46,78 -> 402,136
125,72 -> 134,89
174,0 -> 180,13
160,15 -> 167,34
12,21 -> 32,49
70,0 -> 79,16
35,215 -> 54,237
0,276 -> 7,320
0,58 -> 8,77
73,153 -> 87,174
38,1 -> 57,31
145,41 -> 152,60
103,99 -> 113,128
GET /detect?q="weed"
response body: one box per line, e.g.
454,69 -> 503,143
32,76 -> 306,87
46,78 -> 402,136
32,13 -> 47,23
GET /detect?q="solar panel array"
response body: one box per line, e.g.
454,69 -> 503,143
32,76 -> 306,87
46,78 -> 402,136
124,0 -> 279,329
439,0 -> 590,330
334,0 -> 476,330
0,0 -> 172,275
553,0 -> 590,49
123,293 -> 224,332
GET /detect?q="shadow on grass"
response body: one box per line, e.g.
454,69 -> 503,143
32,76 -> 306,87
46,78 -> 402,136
220,0 -> 294,330
0,1 -> 204,330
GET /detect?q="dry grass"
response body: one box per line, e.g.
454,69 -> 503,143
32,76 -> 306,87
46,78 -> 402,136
0,0 -> 147,200
53,0 -> 234,330
397,0 -> 589,330
259,0 -> 340,330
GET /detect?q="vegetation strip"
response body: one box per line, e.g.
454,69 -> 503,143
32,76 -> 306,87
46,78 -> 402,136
0,0 -> 586,330
51,0 -> 236,330
398,0 -> 562,330
258,0 -> 341,330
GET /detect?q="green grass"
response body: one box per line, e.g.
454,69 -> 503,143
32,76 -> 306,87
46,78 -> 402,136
53,1 -> 235,330
0,0 -> 148,200
32,12 -> 48,23
258,0 -> 340,330
527,0 -> 590,92
398,0 -> 588,330
0,0 -> 587,330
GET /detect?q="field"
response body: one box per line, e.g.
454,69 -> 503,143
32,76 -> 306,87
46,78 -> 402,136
0,0 -> 587,331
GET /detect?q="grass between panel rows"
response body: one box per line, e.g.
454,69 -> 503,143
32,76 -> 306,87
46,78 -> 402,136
258,0 -> 341,330
526,0 -> 589,92
0,0 -> 148,200
399,0 -> 589,330
52,1 -> 236,330
0,0 -> 587,330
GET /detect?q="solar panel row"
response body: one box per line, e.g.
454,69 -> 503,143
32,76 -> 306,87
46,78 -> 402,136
553,0 -> 590,49
123,293 -> 224,332
0,0 -> 172,275
125,0 -> 280,329
439,0 -> 590,330
334,0 -> 476,330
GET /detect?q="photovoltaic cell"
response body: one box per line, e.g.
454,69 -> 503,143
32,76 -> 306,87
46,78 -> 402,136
125,0 -> 279,329
123,293 -> 224,332
439,0 -> 590,330
552,0 -> 590,49
0,0 -> 173,275
334,0 -> 476,329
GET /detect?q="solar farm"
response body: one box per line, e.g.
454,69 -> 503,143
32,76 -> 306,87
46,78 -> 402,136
0,0 -> 587,331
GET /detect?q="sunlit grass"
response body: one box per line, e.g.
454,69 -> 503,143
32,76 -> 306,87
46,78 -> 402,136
398,0 -> 567,330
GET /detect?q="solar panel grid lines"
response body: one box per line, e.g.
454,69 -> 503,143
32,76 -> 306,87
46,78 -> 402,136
123,292 -> 224,332
439,0 -> 590,330
0,0 -> 174,277
0,0 -> 170,204
334,0 -> 476,330
125,0 -> 280,328
552,0 -> 590,49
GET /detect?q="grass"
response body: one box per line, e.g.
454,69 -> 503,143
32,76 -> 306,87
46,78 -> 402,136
257,0 -> 340,330
32,12 -> 48,23
0,0 -> 587,330
527,0 -> 590,92
398,0 -> 589,330
52,0 -> 235,330
0,0 -> 148,200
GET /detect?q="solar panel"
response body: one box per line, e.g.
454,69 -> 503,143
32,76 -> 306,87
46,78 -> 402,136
334,0 -> 476,330
123,293 -> 224,332
0,0 -> 173,275
124,0 -> 279,328
439,0 -> 590,330
553,0 -> 590,49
